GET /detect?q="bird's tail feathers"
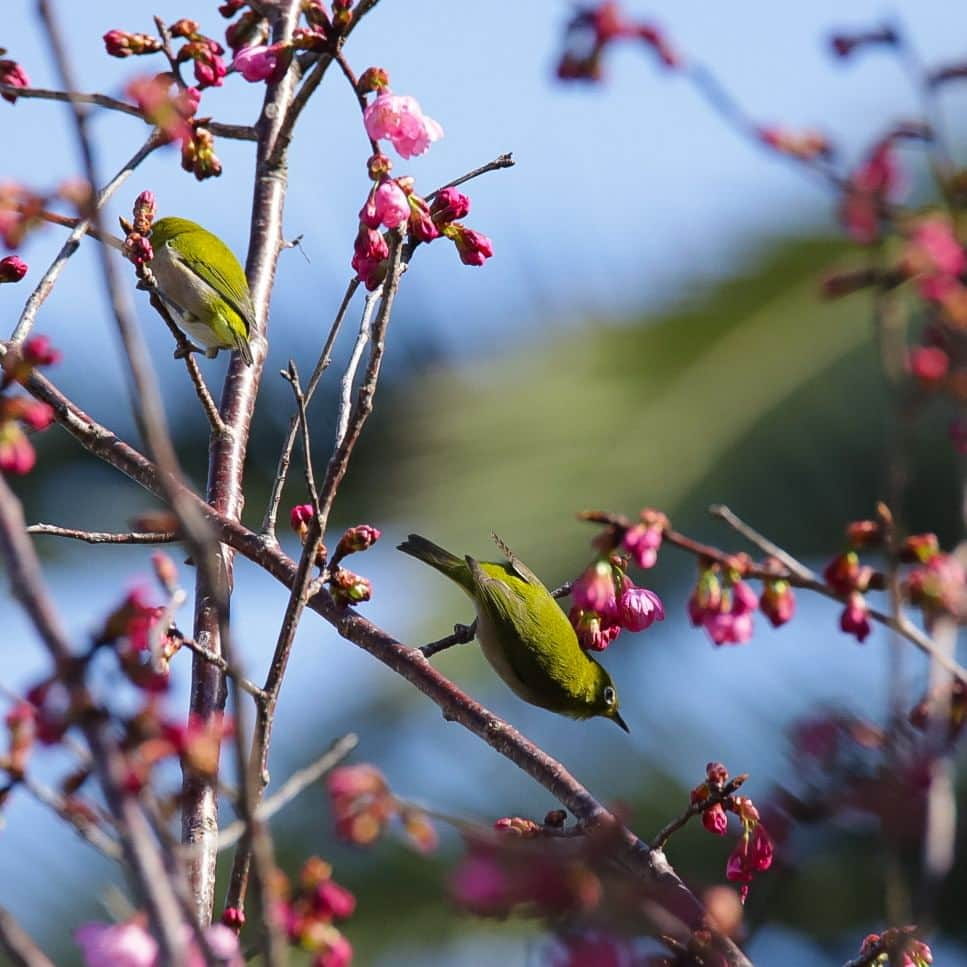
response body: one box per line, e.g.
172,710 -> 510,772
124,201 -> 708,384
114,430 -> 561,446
397,534 -> 472,591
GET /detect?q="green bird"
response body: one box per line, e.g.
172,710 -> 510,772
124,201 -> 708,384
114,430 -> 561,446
149,216 -> 255,365
398,533 -> 629,731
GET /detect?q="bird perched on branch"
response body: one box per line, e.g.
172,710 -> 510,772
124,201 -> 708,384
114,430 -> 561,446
398,533 -> 629,730
148,216 -> 255,365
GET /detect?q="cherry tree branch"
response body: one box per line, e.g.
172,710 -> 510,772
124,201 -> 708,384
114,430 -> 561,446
25,524 -> 175,544
0,906 -> 55,967
0,83 -> 258,140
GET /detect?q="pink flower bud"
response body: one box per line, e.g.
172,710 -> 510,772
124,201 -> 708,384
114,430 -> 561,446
448,224 -> 494,266
703,802 -> 728,836
840,591 -> 872,642
572,560 -> 618,616
315,879 -> 357,920
102,31 -> 162,58
730,579 -> 759,617
290,503 -> 314,537
0,425 -> 35,475
336,524 -> 381,556
372,178 -> 409,230
430,187 -> 471,225
181,125 -> 222,180
19,400 -> 54,430
760,579 -> 795,628
132,190 -> 156,235
358,66 -> 390,94
221,906 -> 245,929
407,194 -> 440,243
0,255 -> 27,283
233,44 -> 284,83
0,58 -> 31,103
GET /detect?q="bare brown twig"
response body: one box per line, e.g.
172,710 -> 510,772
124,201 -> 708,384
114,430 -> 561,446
26,524 -> 176,544
0,83 -> 257,140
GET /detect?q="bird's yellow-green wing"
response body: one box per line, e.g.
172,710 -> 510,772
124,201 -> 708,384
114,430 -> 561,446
176,239 -> 256,338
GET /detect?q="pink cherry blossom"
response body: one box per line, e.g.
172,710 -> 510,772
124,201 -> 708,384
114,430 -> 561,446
449,224 -> 494,266
616,581 -> 664,631
75,920 -> 158,967
622,520 -> 663,568
363,92 -> 443,159
0,255 -> 27,283
572,561 -> 618,617
372,178 -> 409,229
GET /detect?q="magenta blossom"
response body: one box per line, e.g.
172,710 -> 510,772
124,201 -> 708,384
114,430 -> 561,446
623,520 -> 663,568
0,57 -> 30,104
616,580 -> 664,631
363,91 -> 443,159
572,560 -> 618,617
570,607 -> 621,652
75,921 -> 158,967
430,187 -> 471,225
233,44 -> 282,82
760,579 -> 795,627
448,224 -> 494,266
840,591 -> 872,642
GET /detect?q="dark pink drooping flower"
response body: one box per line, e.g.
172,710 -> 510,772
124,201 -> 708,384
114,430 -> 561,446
760,579 -> 795,627
623,519 -> 663,568
570,607 -> 621,652
447,223 -> 494,266
572,560 -> 619,617
840,591 -> 872,643
430,187 -> 471,226
616,580 -> 664,632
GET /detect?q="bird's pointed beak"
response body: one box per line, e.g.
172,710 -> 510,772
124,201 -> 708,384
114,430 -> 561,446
612,710 -> 630,733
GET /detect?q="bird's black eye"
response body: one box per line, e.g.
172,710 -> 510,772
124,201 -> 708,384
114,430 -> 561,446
604,686 -> 616,706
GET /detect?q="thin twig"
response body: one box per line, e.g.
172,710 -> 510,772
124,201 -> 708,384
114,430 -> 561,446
648,775 -> 747,851
147,292 -> 225,435
26,524 -> 176,544
0,906 -> 55,967
261,279 -> 358,539
177,636 -> 267,701
17,773 -> 122,861
12,132 -> 162,344
0,83 -> 257,139
218,734 -> 358,850
709,504 -> 816,581
316,236 -> 403,535
426,152 -> 516,200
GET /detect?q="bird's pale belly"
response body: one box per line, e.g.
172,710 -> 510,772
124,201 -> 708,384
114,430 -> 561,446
475,608 -> 555,710
150,246 -> 222,350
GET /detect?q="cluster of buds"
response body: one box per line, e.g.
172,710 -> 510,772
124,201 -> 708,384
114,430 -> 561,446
170,18 -> 227,88
901,532 -> 966,620
569,555 -> 664,651
121,190 -> 157,268
0,336 -> 59,475
689,763 -> 772,903
0,50 -> 30,104
688,559 -> 766,646
854,927 -> 932,967
181,123 -> 222,180
268,857 -> 355,966
556,1 -> 678,82
326,763 -> 437,852
76,917 -> 242,967
102,30 -> 163,58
